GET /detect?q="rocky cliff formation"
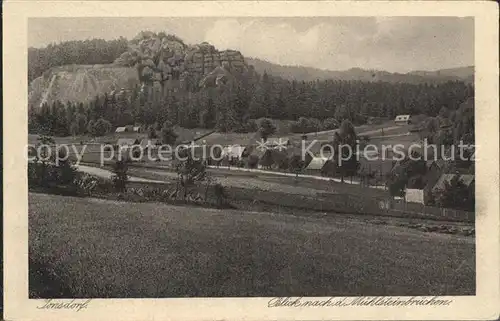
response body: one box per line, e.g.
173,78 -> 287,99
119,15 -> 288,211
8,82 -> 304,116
114,31 -> 247,92
28,65 -> 139,108
29,31 -> 249,108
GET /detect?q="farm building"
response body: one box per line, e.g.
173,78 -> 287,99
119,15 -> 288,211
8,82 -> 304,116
117,138 -> 140,147
115,125 -> 142,133
266,147 -> 313,171
405,173 -> 474,205
140,139 -> 161,150
394,115 -> 411,125
266,137 -> 291,148
306,156 -> 328,170
176,145 -> 208,160
221,145 -> 247,159
404,188 -> 426,204
432,174 -> 475,193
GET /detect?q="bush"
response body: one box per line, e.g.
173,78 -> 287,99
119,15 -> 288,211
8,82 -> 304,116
290,117 -> 322,133
433,176 -> 474,211
246,155 -> 259,169
75,173 -> 113,196
214,183 -> 226,207
91,118 -> 112,136
111,160 -> 128,192
321,118 -> 339,131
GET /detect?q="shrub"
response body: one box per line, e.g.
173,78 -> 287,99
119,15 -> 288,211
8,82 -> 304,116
433,176 -> 474,211
258,118 -> 276,141
214,183 -> 226,207
321,118 -> 339,131
111,160 -> 128,192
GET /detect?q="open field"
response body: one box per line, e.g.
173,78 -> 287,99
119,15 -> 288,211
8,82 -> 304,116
124,165 -> 390,198
29,120 -> 409,148
29,192 -> 475,298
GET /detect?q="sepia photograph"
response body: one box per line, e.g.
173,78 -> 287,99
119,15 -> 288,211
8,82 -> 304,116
3,1 -> 499,321
27,16 -> 476,298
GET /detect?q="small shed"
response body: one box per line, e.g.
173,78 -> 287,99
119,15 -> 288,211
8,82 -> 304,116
405,188 -> 425,204
394,115 -> 411,125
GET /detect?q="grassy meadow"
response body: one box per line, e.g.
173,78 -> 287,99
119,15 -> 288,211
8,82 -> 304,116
29,193 -> 475,298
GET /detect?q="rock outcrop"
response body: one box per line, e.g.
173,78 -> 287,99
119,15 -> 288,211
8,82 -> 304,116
114,33 -> 247,90
29,65 -> 139,108
29,32 -> 248,108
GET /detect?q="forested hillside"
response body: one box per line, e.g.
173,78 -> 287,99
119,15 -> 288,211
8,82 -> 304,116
246,58 -> 474,84
28,33 -> 474,139
28,38 -> 129,82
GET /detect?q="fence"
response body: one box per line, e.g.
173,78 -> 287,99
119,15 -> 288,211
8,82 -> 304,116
225,186 -> 474,223
391,199 -> 474,223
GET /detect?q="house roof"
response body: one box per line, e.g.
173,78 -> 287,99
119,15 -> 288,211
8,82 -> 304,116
306,157 -> 328,170
395,115 -> 411,121
117,138 -> 139,146
221,145 -> 247,158
140,139 -> 161,147
426,159 -> 447,169
266,137 -> 290,146
432,174 -> 475,191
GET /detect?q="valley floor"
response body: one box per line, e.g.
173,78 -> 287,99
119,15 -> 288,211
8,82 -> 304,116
29,192 -> 475,298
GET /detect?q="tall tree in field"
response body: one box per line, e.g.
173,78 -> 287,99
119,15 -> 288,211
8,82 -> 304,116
258,118 -> 276,142
91,118 -> 112,136
147,125 -> 158,139
75,113 -> 88,135
161,121 -> 178,145
336,120 -> 359,183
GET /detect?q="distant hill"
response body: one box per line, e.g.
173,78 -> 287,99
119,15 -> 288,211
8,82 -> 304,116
246,57 -> 474,84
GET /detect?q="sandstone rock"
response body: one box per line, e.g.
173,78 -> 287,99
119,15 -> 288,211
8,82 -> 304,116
29,32 -> 248,107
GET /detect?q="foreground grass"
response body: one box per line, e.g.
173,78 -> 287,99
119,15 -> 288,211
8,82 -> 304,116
29,193 -> 475,298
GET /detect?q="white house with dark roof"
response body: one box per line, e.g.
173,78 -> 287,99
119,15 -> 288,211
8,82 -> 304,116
394,115 -> 411,125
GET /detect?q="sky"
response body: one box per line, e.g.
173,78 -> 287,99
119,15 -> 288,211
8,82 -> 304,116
28,17 -> 474,72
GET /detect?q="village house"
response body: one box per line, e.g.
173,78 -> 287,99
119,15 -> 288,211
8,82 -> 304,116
115,126 -> 126,133
432,174 -> 475,194
115,125 -> 142,133
305,156 -> 328,171
117,138 -> 140,147
140,138 -> 161,150
394,114 -> 411,125
265,137 -> 291,148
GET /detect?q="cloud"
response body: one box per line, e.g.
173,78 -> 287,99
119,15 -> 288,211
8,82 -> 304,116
203,17 -> 473,72
29,17 -> 473,72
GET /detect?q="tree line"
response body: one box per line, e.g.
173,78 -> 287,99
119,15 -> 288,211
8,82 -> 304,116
29,71 -> 474,138
28,38 -> 129,82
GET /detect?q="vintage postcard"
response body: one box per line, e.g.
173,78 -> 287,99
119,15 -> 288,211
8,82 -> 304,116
3,1 -> 499,320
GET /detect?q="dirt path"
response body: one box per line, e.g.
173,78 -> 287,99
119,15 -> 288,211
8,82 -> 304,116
75,164 -> 165,184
